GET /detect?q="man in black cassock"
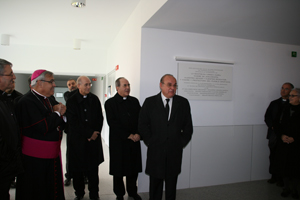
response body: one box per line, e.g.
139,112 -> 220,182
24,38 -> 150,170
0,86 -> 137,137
66,76 -> 104,200
0,59 -> 23,200
16,69 -> 66,200
264,82 -> 294,186
104,77 -> 142,200
5,82 -> 23,189
63,78 -> 78,186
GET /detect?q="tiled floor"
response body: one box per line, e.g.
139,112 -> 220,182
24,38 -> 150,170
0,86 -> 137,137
9,134 -> 290,200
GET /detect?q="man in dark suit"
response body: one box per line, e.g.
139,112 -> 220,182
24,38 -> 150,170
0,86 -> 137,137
66,76 -> 104,200
64,79 -> 77,102
264,82 -> 294,186
0,59 -> 23,200
63,78 -> 78,186
139,74 -> 193,200
105,77 -> 142,200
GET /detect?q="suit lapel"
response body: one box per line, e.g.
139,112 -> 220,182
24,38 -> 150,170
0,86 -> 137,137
169,95 -> 179,122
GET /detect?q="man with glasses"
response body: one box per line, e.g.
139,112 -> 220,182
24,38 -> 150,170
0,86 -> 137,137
264,82 -> 294,186
66,76 -> 104,200
0,58 -> 23,200
139,74 -> 193,200
16,69 -> 67,200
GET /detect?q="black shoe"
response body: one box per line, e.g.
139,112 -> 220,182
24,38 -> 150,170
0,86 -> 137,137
129,194 -> 142,200
74,196 -> 83,200
281,189 -> 291,197
64,178 -> 71,186
116,196 -> 124,200
292,192 -> 299,199
90,198 -> 100,200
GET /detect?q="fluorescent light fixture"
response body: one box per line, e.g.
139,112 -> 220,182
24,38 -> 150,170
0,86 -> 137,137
1,34 -> 10,46
73,39 -> 81,50
71,0 -> 86,7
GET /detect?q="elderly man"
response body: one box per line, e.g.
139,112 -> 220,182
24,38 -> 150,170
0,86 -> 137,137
66,76 -> 104,200
139,74 -> 193,200
264,82 -> 294,186
0,59 -> 23,200
16,69 -> 66,200
105,77 -> 142,200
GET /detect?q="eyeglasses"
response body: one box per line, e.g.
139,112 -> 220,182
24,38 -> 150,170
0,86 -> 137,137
162,82 -> 178,88
0,71 -> 14,77
83,83 -> 92,87
289,94 -> 299,98
40,79 -> 55,84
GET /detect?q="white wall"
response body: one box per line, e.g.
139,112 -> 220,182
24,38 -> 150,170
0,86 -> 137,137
102,0 -> 167,145
106,0 -> 168,99
138,28 -> 300,192
0,44 -> 107,76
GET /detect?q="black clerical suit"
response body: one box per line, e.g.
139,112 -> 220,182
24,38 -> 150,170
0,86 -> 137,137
0,91 -> 23,199
264,97 -> 288,180
104,93 -> 142,198
66,90 -> 104,199
16,90 -> 66,200
139,93 -> 193,200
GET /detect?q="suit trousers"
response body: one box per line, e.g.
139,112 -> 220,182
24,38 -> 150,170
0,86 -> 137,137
113,173 -> 138,197
73,166 -> 99,199
149,175 -> 178,200
0,181 -> 11,200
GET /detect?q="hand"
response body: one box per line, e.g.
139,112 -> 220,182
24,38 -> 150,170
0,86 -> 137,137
60,103 -> 66,115
287,137 -> 294,144
133,134 -> 141,142
88,131 -> 99,141
53,103 -> 66,116
128,134 -> 135,142
281,135 -> 289,143
128,134 -> 140,142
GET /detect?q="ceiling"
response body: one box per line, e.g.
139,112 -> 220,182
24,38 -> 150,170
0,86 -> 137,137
144,0 -> 300,46
1,0 -> 140,49
1,0 -> 299,72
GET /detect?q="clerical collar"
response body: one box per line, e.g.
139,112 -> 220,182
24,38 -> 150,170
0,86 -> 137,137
282,99 -> 287,102
123,97 -> 127,100
32,89 -> 47,99
83,95 -> 87,98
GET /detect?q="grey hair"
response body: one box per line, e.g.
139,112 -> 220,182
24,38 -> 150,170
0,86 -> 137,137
0,58 -> 12,74
31,71 -> 53,86
160,74 -> 175,84
77,76 -> 90,85
115,77 -> 126,87
292,88 -> 300,96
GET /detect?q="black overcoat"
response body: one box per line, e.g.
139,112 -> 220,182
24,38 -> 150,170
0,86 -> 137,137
264,97 -> 289,140
104,93 -> 142,176
277,104 -> 300,178
0,93 -> 23,185
66,91 -> 104,172
138,93 -> 193,179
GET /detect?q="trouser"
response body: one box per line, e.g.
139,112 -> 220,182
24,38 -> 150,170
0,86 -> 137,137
0,181 -> 11,200
73,166 -> 99,199
149,175 -> 178,200
113,173 -> 138,197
